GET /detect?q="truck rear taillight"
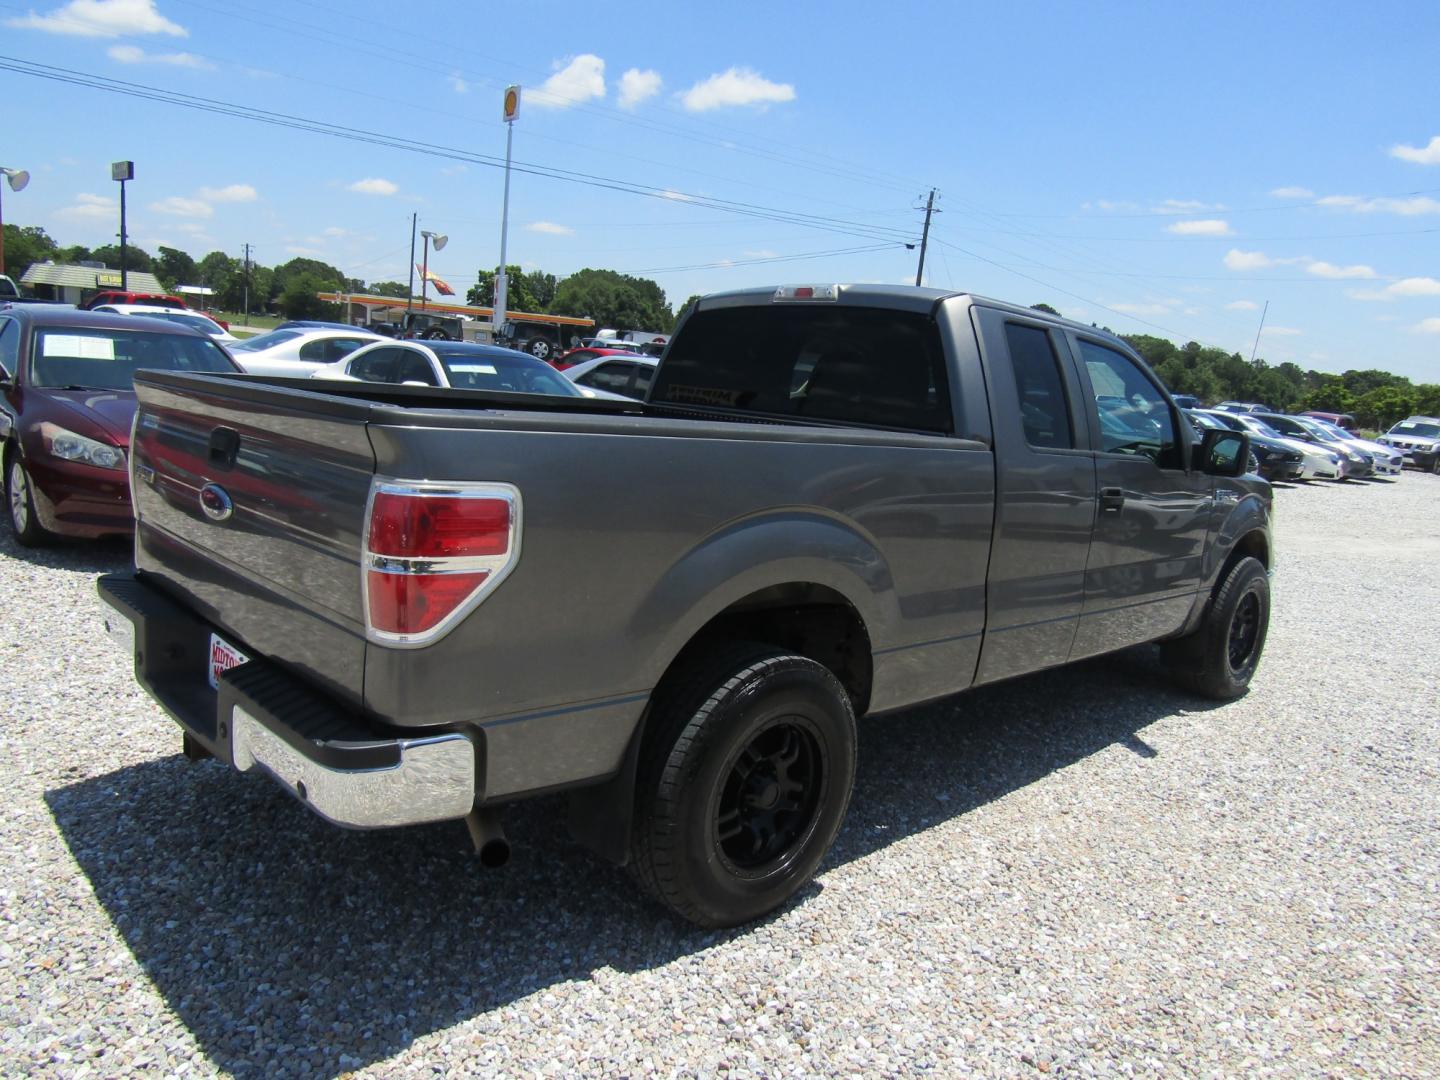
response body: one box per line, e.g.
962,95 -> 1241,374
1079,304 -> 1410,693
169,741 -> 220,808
362,481 -> 522,646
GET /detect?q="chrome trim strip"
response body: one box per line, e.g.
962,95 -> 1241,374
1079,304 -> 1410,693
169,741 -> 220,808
230,707 -> 475,828
360,478 -> 523,649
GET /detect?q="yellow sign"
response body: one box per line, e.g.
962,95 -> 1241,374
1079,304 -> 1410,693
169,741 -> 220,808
95,272 -> 123,287
503,84 -> 520,123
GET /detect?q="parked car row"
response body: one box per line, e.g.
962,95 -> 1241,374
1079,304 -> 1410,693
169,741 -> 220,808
1184,408 -> 1407,482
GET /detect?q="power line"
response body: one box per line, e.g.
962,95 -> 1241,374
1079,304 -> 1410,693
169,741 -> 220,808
621,243 -> 897,276
0,56 -> 921,249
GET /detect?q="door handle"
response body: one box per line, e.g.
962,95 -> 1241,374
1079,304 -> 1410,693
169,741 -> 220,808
1100,487 -> 1125,513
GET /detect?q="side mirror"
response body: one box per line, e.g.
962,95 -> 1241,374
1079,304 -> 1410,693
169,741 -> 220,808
1194,428 -> 1250,477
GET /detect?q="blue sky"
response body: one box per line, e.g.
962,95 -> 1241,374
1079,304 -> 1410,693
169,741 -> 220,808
1,0 -> 1437,379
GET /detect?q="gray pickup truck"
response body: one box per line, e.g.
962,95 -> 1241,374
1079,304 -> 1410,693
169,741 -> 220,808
99,284 -> 1272,927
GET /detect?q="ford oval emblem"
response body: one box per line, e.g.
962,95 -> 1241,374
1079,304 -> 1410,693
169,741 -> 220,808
199,483 -> 234,522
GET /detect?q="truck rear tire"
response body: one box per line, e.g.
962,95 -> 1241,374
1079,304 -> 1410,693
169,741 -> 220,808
1162,555 -> 1269,700
527,338 -> 551,360
630,644 -> 857,928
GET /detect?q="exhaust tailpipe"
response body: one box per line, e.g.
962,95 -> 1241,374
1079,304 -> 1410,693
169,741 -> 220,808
465,808 -> 511,868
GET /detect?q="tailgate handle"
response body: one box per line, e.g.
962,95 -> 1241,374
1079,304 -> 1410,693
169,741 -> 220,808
208,427 -> 240,470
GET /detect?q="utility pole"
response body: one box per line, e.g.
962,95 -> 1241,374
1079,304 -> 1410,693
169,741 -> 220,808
914,188 -> 937,287
242,242 -> 252,317
405,212 -> 417,324
1248,300 -> 1269,364
495,85 -> 520,341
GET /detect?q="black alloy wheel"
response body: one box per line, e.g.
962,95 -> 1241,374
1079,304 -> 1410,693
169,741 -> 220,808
1161,555 -> 1270,700
631,644 -> 857,928
1227,592 -> 1262,674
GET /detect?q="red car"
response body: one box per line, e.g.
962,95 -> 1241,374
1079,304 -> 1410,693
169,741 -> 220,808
81,290 -> 189,311
549,345 -> 650,372
1,306 -> 240,544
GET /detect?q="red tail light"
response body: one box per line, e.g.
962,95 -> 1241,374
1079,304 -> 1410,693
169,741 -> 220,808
363,481 -> 521,646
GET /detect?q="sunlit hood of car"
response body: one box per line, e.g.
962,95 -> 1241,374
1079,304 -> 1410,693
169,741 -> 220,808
48,389 -> 137,445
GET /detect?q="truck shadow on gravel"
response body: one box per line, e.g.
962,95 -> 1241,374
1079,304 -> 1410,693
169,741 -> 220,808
46,644 -> 1217,1078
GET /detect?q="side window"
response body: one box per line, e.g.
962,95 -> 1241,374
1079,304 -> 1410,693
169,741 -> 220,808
327,338 -> 369,363
298,339 -> 327,362
1078,339 -> 1180,468
577,361 -> 636,395
632,364 -> 655,397
348,347 -> 400,383
396,351 -> 440,385
0,318 -> 17,376
1003,323 -> 1073,449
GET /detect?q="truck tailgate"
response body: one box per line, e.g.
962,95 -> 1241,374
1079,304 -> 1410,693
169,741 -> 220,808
129,372 -> 375,707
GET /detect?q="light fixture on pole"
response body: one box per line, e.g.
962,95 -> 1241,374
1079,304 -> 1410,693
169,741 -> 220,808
111,160 -> 134,291
419,229 -> 447,319
0,166 -> 32,277
495,85 -> 520,342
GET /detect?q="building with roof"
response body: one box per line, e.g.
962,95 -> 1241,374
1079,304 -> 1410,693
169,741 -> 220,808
19,262 -> 165,305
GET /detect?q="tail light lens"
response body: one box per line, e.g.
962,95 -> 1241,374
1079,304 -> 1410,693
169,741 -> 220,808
363,481 -> 521,646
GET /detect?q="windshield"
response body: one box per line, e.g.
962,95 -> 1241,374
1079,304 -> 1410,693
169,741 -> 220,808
1236,416 -> 1284,439
145,312 -> 222,336
30,327 -> 236,390
1291,417 -> 1340,440
433,347 -> 581,395
1391,421 -> 1440,438
1187,411 -> 1224,429
230,329 -> 303,352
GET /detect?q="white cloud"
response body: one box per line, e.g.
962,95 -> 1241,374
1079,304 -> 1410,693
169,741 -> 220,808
1390,135 -> 1440,165
743,249 -> 780,259
532,54 -> 606,108
56,192 -> 116,220
151,195 -> 212,218
618,68 -> 662,109
680,67 -> 795,111
198,183 -> 256,203
1262,326 -> 1303,336
1412,318 -> 1440,334
1349,276 -> 1440,302
1167,219 -> 1232,236
8,0 -> 185,37
1111,299 -> 1184,317
1305,260 -> 1377,280
348,177 -> 398,196
447,72 -> 468,94
1317,194 -> 1440,215
1388,276 -> 1440,296
323,226 -> 350,238
1156,198 -> 1223,213
285,245 -> 325,257
106,43 -> 209,67
659,189 -> 694,202
1225,300 -> 1259,311
1224,249 -> 1274,271
525,220 -> 574,236
1270,186 -> 1314,199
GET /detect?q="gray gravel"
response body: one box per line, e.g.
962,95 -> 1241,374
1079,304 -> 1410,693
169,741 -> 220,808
1,473 -> 1438,1077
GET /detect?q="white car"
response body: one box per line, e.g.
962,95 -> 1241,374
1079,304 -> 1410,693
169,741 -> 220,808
1308,420 -> 1405,476
90,304 -> 238,344
310,338 -> 629,400
561,353 -> 658,400
228,327 -> 382,377
1198,410 -> 1342,480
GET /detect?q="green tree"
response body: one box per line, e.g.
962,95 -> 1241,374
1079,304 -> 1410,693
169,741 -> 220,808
367,280 -> 411,299
550,268 -> 672,331
1,224 -> 57,278
90,243 -> 153,274
277,272 -> 342,319
1414,384 -> 1440,417
1029,302 -> 1061,316
56,243 -> 92,264
1356,385 -> 1417,431
154,246 -> 198,291
1298,377 -> 1356,415
465,266 -> 550,312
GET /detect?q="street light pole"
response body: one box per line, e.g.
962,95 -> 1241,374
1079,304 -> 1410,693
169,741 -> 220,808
495,85 -> 520,341
0,166 -> 32,276
405,212 -> 417,324
111,161 -> 134,291
418,230 -> 448,335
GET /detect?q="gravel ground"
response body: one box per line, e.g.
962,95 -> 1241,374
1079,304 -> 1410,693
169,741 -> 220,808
1,472 -> 1437,1078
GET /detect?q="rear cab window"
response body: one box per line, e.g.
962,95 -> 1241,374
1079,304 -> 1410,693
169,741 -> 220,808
650,304 -> 952,433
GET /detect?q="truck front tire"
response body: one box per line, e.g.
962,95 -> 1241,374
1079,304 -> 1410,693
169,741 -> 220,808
1162,555 -> 1270,700
631,645 -> 857,928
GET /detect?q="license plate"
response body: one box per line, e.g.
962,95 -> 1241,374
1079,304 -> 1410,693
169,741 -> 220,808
208,633 -> 250,689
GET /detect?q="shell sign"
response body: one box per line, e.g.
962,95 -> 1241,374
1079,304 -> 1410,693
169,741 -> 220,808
503,85 -> 520,123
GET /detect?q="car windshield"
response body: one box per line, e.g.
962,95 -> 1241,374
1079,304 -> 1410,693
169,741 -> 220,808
145,312 -> 222,335
230,329 -> 303,352
1237,416 -> 1284,439
432,347 -> 582,395
30,327 -> 236,390
1187,411 -> 1224,429
1391,421 -> 1440,438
